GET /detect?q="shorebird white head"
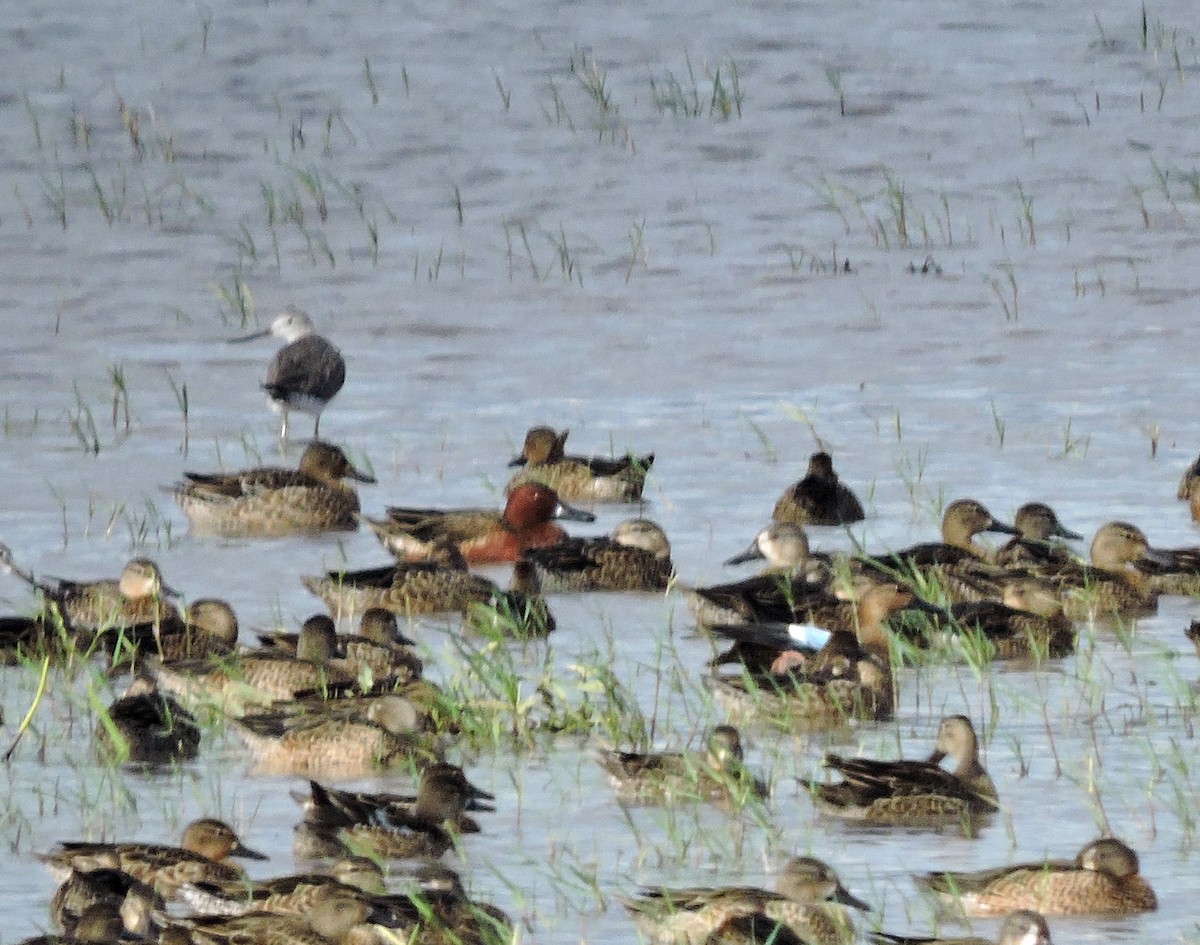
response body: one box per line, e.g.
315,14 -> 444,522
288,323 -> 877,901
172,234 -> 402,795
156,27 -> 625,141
232,307 -> 345,439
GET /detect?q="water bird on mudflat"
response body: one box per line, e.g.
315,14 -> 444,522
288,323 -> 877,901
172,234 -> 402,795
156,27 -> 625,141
174,441 -> 374,537
810,714 -> 997,828
918,837 -> 1156,916
772,451 -> 865,527
505,425 -> 654,502
232,307 -> 345,440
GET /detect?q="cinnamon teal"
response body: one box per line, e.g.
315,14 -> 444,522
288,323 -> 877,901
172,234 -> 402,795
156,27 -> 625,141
918,837 -> 1156,916
772,452 -> 865,527
518,517 -> 674,592
868,909 -> 1052,945
39,818 -> 267,898
232,307 -> 345,440
622,856 -> 869,945
175,441 -> 374,537
811,714 -> 998,828
362,483 -> 594,564
505,425 -> 654,502
597,725 -> 766,803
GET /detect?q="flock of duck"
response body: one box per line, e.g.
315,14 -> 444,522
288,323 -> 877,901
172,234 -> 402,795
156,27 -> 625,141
3,311 -> 1197,945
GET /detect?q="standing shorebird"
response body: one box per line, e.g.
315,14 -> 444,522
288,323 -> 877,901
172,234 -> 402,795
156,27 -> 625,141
232,308 -> 345,439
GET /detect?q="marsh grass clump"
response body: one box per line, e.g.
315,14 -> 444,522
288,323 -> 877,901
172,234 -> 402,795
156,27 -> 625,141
440,632 -> 648,749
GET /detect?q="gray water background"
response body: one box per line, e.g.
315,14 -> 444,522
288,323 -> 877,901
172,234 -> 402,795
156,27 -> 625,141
2,0 -> 1200,941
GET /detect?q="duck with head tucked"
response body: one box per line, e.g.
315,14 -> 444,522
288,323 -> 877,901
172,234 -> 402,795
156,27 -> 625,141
96,675 -> 202,766
918,837 -> 1156,916
773,451 -> 865,527
505,425 -> 654,502
622,856 -> 870,945
362,482 -> 594,564
811,714 -> 998,829
174,441 -> 374,537
597,725 -> 766,803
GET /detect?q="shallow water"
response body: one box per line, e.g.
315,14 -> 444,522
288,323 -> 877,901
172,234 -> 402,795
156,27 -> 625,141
2,0 -> 1200,941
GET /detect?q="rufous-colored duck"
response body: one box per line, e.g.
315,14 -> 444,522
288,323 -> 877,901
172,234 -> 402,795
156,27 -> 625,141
362,483 -> 594,564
